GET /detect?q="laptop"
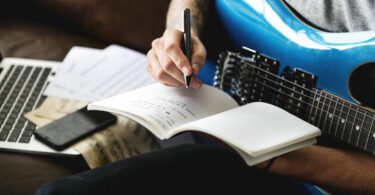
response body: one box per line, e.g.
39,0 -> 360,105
0,56 -> 80,156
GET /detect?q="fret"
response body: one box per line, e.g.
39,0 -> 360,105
308,89 -> 318,124
298,89 -> 312,122
327,96 -> 339,135
325,95 -> 336,134
321,94 -> 333,132
341,103 -> 353,141
312,91 -> 323,127
347,107 -> 359,143
257,58 -> 270,103
358,111 -> 373,149
293,84 -> 308,119
316,92 -> 328,129
365,113 -> 375,153
349,109 -> 365,146
274,78 -> 283,107
333,99 -> 345,138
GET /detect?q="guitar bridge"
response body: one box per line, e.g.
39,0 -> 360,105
215,47 -> 280,105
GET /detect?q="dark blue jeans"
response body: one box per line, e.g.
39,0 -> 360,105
35,144 -> 309,194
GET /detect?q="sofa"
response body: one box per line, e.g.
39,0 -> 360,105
0,0 -> 170,194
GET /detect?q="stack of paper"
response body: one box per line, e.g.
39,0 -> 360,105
44,44 -> 155,102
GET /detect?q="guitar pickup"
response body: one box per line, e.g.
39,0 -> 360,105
293,68 -> 317,89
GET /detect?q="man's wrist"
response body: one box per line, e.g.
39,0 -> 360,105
264,157 -> 277,171
256,158 -> 276,171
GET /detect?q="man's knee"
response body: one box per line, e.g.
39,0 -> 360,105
35,176 -> 87,195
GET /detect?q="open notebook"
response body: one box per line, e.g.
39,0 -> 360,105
88,83 -> 321,165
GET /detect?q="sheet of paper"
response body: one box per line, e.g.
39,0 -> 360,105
24,111 -> 51,127
24,97 -> 160,169
54,46 -> 102,76
44,44 -> 155,102
44,46 -> 103,100
85,45 -> 155,98
73,117 -> 160,168
33,98 -> 89,120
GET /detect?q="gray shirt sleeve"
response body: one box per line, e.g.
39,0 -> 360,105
285,0 -> 375,32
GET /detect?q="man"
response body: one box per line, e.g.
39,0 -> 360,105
36,0 -> 375,194
146,0 -> 375,194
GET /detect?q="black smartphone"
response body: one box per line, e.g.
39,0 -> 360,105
34,107 -> 117,150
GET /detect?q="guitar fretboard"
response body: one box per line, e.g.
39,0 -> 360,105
309,90 -> 375,153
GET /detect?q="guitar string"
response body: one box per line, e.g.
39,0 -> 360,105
239,59 -> 352,108
247,67 -> 375,127
220,54 -> 375,144
232,58 -> 372,117
220,55 -> 375,128
230,55 -> 354,111
240,78 -> 375,135
231,65 -> 375,128
255,85 -> 375,146
240,66 -> 358,115
236,78 -> 375,136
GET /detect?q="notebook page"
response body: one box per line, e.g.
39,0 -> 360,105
88,83 -> 238,138
174,102 -> 321,156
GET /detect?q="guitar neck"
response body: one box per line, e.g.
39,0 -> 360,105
307,89 -> 375,153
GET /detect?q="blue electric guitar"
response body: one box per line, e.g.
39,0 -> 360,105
198,0 -> 375,155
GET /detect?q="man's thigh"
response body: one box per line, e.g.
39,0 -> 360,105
36,144 -> 304,194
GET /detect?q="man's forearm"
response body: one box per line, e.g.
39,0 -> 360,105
269,145 -> 375,194
166,0 -> 211,36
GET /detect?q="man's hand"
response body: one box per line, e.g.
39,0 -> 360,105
146,28 -> 206,89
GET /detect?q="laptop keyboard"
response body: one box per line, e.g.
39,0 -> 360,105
0,65 -> 51,143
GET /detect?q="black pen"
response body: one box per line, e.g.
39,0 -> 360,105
183,8 -> 192,88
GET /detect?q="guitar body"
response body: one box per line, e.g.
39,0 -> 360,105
203,0 -> 375,108
196,0 -> 375,154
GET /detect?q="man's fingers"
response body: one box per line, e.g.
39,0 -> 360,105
191,35 -> 207,75
152,38 -> 185,84
189,76 -> 203,89
147,50 -> 184,87
146,28 -> 206,89
163,28 -> 193,76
